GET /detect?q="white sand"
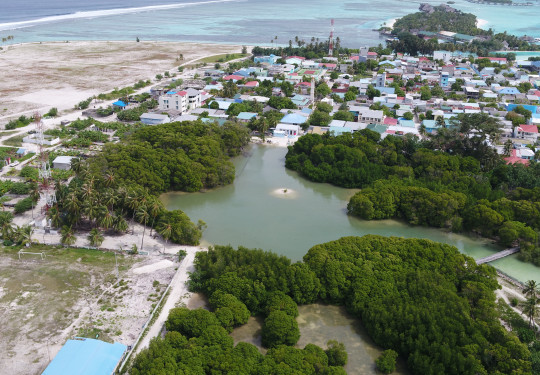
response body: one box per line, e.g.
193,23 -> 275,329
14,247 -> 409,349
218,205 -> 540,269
384,18 -> 397,29
477,19 -> 488,29
133,259 -> 174,274
0,41 -> 243,120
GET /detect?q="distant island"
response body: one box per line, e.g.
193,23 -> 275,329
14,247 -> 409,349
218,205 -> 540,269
387,4 -> 539,56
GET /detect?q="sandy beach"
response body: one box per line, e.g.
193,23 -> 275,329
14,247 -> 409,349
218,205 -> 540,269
0,41 -> 243,120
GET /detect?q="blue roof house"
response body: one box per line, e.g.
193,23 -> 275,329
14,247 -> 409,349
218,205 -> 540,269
237,112 -> 258,121
42,338 -> 126,375
498,87 -> 520,95
281,113 -> 308,125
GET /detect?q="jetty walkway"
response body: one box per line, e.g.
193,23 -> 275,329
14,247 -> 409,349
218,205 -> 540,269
476,247 -> 520,264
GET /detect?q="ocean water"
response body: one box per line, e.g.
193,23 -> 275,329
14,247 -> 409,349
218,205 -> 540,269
0,0 -> 539,47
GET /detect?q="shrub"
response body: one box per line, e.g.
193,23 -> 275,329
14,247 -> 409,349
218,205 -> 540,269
261,310 -> 300,348
376,349 -> 398,374
14,197 -> 34,214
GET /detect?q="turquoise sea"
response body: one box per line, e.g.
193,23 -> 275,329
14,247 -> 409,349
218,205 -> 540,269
1,0 -> 539,47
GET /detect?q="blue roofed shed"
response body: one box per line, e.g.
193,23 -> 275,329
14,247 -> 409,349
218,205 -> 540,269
42,338 -> 126,375
16,148 -> 27,156
112,100 -> 127,108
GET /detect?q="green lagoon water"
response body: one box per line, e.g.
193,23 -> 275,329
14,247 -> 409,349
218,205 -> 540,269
162,145 -> 540,284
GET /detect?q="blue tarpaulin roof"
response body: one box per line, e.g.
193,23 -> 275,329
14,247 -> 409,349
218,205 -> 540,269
112,100 -> 127,107
42,338 -> 126,375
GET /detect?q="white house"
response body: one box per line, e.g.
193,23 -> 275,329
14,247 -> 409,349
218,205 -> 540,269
158,88 -> 202,113
52,156 -> 75,170
275,124 -> 301,136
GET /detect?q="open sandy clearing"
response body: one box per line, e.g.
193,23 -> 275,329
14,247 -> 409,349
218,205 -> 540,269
0,245 -> 178,375
0,41 -> 242,118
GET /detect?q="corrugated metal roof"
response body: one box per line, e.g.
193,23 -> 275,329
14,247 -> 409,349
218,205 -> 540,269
42,338 -> 126,375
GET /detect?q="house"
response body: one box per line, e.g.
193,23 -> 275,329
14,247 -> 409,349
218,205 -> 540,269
52,156 -> 75,170
140,113 -> 170,125
515,124 -> 539,141
237,112 -> 258,122
16,148 -> 27,157
223,75 -> 244,82
349,106 -> 385,124
42,338 -> 126,375
505,149 -> 532,165
280,113 -> 308,125
159,91 -> 187,112
275,124 -> 300,136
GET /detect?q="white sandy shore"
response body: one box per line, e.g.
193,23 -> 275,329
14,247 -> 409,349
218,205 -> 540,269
477,18 -> 489,29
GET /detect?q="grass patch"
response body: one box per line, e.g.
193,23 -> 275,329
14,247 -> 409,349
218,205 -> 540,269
3,134 -> 25,147
0,130 -> 18,138
18,152 -> 35,163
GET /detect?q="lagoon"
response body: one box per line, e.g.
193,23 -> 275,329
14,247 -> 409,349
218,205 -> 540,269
161,145 -> 540,284
2,0 -> 540,46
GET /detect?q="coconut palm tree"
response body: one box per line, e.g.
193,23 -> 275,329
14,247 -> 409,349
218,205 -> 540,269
112,215 -> 129,233
522,297 -> 538,329
60,226 -> 76,246
102,189 -> 118,211
523,280 -> 539,299
99,210 -> 114,230
48,205 -> 63,228
157,221 -> 173,252
136,205 -> 150,252
88,228 -> 104,248
17,225 -> 33,246
147,197 -> 164,237
104,172 -> 116,188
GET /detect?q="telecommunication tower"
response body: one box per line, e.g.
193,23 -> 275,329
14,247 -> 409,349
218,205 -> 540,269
328,19 -> 335,56
34,112 -> 56,209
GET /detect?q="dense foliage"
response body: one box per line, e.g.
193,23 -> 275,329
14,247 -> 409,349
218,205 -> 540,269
50,121 -> 250,245
131,244 -> 347,374
303,236 -> 531,374
285,115 -> 540,265
392,7 -> 480,36
89,121 -> 250,193
139,238 -> 536,375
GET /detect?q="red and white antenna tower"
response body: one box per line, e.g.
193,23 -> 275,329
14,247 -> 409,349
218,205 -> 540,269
34,112 -> 56,209
329,19 -> 335,56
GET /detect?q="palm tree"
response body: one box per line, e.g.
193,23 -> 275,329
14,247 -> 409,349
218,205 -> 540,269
157,221 -> 173,252
71,158 -> 83,174
147,198 -> 164,237
112,215 -> 129,233
17,225 -> 33,246
99,210 -> 114,230
523,280 -> 539,299
60,226 -> 76,246
136,205 -> 150,252
102,189 -> 118,211
503,140 -> 513,157
104,172 -> 116,188
65,192 -> 81,218
88,228 -> 104,248
522,297 -> 538,329
48,205 -> 62,228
